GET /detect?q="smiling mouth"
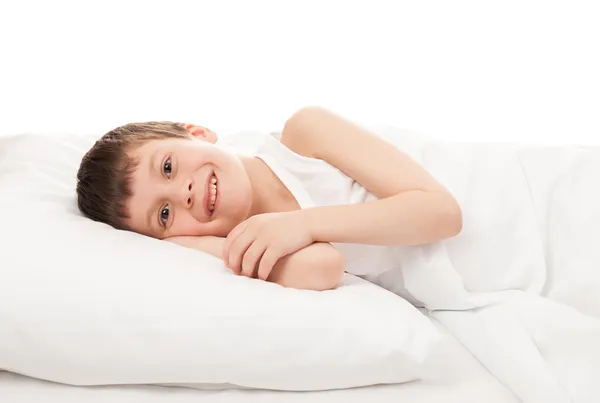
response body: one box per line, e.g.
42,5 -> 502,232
208,173 -> 218,216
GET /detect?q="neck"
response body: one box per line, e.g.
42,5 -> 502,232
240,156 -> 271,217
240,155 -> 300,217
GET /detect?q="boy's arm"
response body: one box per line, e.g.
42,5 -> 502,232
281,106 -> 463,246
165,236 -> 344,291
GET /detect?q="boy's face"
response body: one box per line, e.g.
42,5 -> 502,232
124,131 -> 253,239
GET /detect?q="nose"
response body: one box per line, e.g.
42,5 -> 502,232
183,180 -> 194,208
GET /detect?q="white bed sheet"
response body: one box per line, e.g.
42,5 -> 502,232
0,320 -> 519,403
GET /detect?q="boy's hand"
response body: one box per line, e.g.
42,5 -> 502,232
223,211 -> 313,280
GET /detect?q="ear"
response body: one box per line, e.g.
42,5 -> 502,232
183,124 -> 218,143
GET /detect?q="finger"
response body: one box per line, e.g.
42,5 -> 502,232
223,222 -> 247,265
241,241 -> 266,278
228,233 -> 254,274
257,247 -> 282,281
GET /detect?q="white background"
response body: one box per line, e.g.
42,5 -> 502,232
0,0 -> 598,145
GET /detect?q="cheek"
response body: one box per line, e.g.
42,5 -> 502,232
173,214 -> 209,236
177,148 -> 207,170
171,210 -> 226,237
197,147 -> 221,164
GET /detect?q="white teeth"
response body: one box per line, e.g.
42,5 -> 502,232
208,174 -> 217,213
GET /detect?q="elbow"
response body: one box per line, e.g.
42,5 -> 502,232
312,246 -> 346,291
268,243 -> 345,291
440,195 -> 463,238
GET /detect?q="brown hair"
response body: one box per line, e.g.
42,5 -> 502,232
76,121 -> 190,230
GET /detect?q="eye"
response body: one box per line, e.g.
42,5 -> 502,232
162,157 -> 172,178
159,204 -> 170,226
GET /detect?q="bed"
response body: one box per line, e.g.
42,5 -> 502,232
1,128 -> 599,403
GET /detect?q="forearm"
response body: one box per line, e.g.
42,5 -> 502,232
165,236 -> 344,291
166,235 -> 225,259
306,190 -> 463,246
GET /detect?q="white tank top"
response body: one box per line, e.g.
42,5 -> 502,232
251,131 -> 426,306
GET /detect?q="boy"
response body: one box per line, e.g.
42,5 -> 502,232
77,107 -> 462,291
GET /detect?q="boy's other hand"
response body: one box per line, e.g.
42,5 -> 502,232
223,211 -> 313,280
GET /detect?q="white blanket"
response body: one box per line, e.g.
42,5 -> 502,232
377,134 -> 600,403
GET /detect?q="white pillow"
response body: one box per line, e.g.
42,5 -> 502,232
0,132 -> 440,391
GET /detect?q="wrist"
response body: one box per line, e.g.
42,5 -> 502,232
200,236 -> 226,258
301,207 -> 328,243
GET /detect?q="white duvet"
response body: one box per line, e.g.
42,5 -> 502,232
377,133 -> 600,403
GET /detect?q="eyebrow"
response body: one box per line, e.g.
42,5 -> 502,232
145,202 -> 155,236
145,151 -> 160,236
150,149 -> 159,177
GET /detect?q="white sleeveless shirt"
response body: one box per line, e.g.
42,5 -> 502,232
250,131 -> 425,306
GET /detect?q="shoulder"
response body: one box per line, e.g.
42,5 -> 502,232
280,106 -> 334,158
